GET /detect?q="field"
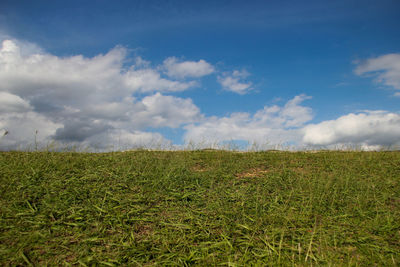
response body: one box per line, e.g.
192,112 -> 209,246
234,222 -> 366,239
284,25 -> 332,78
0,150 -> 399,266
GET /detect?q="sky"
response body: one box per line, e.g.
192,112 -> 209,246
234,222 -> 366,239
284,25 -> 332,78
0,0 -> 400,151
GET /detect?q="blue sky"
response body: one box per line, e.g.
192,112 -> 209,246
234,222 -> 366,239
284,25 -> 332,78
0,0 -> 400,150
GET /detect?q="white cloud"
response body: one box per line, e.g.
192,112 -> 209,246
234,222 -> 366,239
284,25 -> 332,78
279,94 -> 313,127
137,93 -> 202,128
184,94 -> 313,147
163,57 -> 214,79
302,111 -> 400,149
0,92 -> 32,113
0,40 -> 196,105
82,129 -> 171,151
218,70 -> 253,94
0,39 -> 202,150
355,53 -> 400,94
0,111 -> 62,150
124,68 -> 197,93
2,38 -> 398,151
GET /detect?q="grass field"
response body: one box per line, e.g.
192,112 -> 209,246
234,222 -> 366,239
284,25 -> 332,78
0,150 -> 399,266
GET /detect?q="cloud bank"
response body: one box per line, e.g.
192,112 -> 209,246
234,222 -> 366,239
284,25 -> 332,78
302,111 -> 400,150
184,95 -> 313,147
1,39 -> 399,151
0,39 -> 201,150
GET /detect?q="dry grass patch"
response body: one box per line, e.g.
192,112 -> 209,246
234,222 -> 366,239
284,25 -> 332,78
190,164 -> 209,173
236,167 -> 270,178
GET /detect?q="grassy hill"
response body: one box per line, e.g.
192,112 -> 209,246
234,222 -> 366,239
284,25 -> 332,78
1,151 -> 399,266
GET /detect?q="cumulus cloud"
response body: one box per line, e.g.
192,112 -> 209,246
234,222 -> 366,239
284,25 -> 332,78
0,111 -> 62,150
218,70 -> 253,94
124,68 -> 197,93
0,40 -> 196,103
136,93 -> 201,128
2,38 -> 398,151
302,111 -> 400,149
355,53 -> 400,94
82,130 -> 171,151
163,57 -> 214,79
0,39 -> 202,150
184,94 -> 313,147
0,92 -> 32,113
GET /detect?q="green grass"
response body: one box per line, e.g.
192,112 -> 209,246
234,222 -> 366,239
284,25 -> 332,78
0,150 -> 399,266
